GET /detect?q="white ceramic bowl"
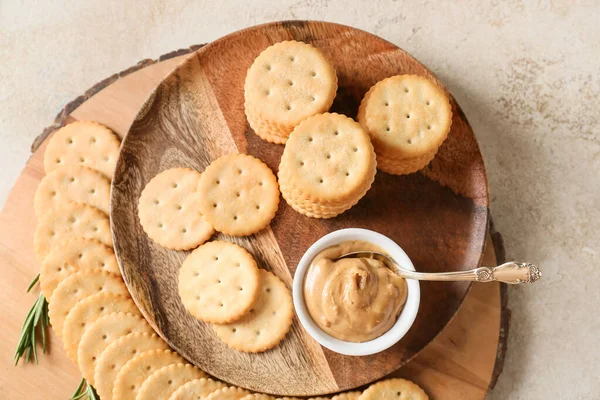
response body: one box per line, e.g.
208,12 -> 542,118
292,228 -> 420,356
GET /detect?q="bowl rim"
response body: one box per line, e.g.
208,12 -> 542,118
292,228 -> 421,356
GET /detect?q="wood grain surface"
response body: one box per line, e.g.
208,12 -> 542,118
111,21 -> 490,396
0,25 -> 505,400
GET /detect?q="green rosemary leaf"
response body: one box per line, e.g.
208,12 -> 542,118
27,273 -> 40,293
14,284 -> 49,365
69,379 -> 99,400
70,378 -> 86,400
86,383 -> 99,400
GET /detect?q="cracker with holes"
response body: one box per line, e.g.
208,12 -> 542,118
212,269 -> 293,353
205,386 -> 251,400
48,269 -> 128,338
34,165 -> 111,219
358,378 -> 429,400
40,238 -> 119,299
197,154 -> 280,236
244,40 -> 337,143
113,349 -> 184,400
278,113 -> 376,218
95,332 -> 169,400
62,292 -> 140,362
375,150 -> 437,176
44,121 -> 121,179
168,378 -> 227,400
332,392 -> 362,400
137,363 -> 207,400
240,395 -> 275,400
78,312 -> 152,386
357,74 -> 452,175
178,241 -> 260,324
34,202 -> 112,262
138,168 -> 214,250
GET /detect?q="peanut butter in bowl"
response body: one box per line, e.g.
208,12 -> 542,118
303,240 -> 408,343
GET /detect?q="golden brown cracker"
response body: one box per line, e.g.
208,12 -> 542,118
95,332 -> 168,400
168,378 -> 227,400
179,241 -> 260,324
62,292 -> 140,362
34,165 -> 111,219
48,269 -> 127,338
138,168 -> 214,250
197,154 -> 280,236
136,363 -> 207,400
212,270 -> 293,353
358,378 -> 429,400
77,312 -> 152,386
44,121 -> 120,179
357,75 -> 451,159
244,41 -> 337,131
113,349 -> 184,400
34,202 -> 112,262
40,237 -> 119,299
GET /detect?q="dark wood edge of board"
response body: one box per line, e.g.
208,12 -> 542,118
31,43 -> 206,153
29,38 -> 511,391
489,215 -> 510,391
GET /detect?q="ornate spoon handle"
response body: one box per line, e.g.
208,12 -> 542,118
397,262 -> 542,284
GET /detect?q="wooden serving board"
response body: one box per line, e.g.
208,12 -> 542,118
112,22 -> 489,396
0,23 -> 508,400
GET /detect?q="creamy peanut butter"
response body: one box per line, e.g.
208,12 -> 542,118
303,240 -> 408,342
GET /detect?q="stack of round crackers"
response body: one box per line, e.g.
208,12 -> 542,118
278,113 -> 377,219
358,75 -> 452,175
244,40 -> 338,144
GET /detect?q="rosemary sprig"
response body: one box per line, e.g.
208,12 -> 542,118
13,273 -> 50,365
70,378 -> 99,400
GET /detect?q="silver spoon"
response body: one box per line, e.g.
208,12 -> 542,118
337,251 -> 541,284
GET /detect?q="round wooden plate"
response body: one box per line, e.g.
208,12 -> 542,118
111,21 -> 489,396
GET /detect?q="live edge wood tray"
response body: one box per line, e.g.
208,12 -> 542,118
0,21 -> 509,399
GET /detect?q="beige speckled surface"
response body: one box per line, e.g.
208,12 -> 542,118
1,1 -> 599,398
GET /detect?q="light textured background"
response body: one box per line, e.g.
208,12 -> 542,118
1,0 -> 598,398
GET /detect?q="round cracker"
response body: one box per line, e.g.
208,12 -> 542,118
179,241 -> 260,324
358,378 -> 429,400
62,292 -> 140,362
40,237 -> 119,300
168,378 -> 227,400
357,75 -> 452,159
278,113 -> 376,203
78,312 -> 152,386
197,154 -> 280,236
48,269 -> 127,338
244,41 -> 337,128
34,202 -> 112,262
138,168 -> 214,250
376,150 -> 437,176
332,391 -> 362,400
43,121 -> 121,179
95,332 -> 169,400
34,165 -> 111,220
212,270 -> 293,353
205,386 -> 251,400
137,363 -> 207,400
241,395 -> 275,400
113,349 -> 184,400
246,107 -> 289,144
